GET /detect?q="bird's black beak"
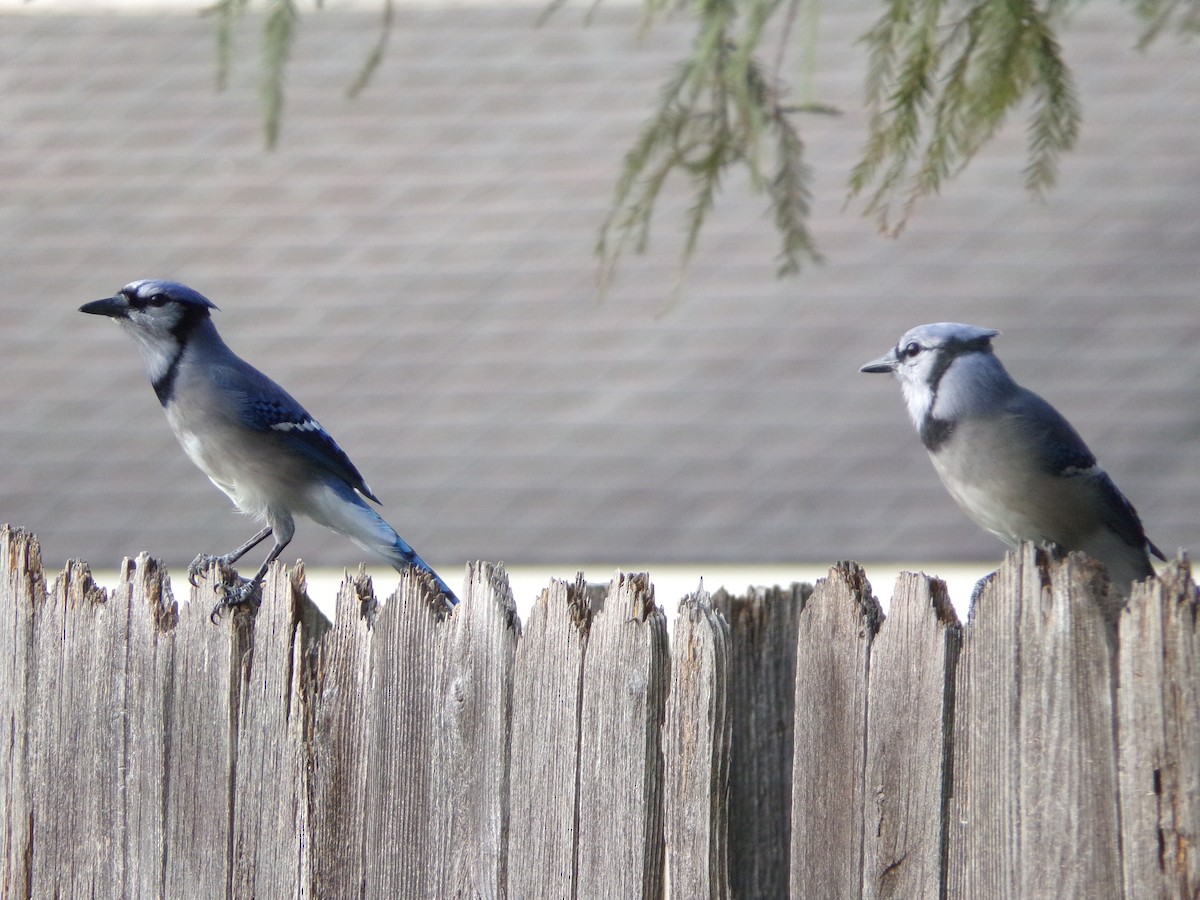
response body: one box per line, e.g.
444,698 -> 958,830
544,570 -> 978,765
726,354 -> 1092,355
79,296 -> 129,319
859,350 -> 897,374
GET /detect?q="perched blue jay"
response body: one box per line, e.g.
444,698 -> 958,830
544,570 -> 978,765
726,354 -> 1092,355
80,279 -> 458,616
860,322 -> 1163,593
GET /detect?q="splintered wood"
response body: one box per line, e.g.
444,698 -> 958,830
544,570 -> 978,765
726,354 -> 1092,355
1,524 -> 1195,899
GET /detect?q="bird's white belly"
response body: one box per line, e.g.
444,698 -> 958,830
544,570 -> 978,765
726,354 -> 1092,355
167,410 -> 276,519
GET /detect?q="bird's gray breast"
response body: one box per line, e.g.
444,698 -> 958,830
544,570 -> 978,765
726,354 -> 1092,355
928,415 -> 1103,549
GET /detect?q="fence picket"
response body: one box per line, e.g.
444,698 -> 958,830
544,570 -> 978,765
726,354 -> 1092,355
946,544 -> 1124,899
789,562 -> 883,898
714,583 -> 807,899
0,524 -> 1196,899
575,573 -> 670,900
665,586 -> 731,900
507,575 -> 592,898
1118,560 -> 1200,898
360,569 -> 457,897
443,562 -> 520,896
230,563 -> 314,899
862,572 -> 960,900
309,568 -> 376,895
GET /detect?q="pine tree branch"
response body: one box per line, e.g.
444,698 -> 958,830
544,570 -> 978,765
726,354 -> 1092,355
597,0 -> 827,289
1130,0 -> 1200,47
849,0 -> 1080,235
348,0 -> 395,99
262,0 -> 299,149
203,0 -> 251,92
205,0 -> 1186,295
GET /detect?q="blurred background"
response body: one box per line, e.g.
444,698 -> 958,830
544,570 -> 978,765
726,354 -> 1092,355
1,0 -> 1196,616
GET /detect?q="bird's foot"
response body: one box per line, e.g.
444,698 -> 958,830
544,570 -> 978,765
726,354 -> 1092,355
188,553 -> 232,587
208,577 -> 262,624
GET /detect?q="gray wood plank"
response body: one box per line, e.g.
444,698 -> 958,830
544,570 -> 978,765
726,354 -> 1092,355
944,558 -> 1020,900
576,572 -> 670,900
713,582 -> 807,900
790,562 -> 882,899
361,569 -> 456,897
664,586 -> 731,900
118,554 -> 179,900
231,563 -> 321,900
161,569 -> 251,898
440,561 -> 520,898
947,543 -> 1123,899
0,526 -> 42,899
862,571 -> 960,900
1118,559 -> 1200,898
309,566 -> 377,896
507,575 -> 591,899
26,558 -> 131,896
1016,549 -> 1123,899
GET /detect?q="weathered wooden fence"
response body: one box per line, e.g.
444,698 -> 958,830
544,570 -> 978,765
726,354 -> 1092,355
1,523 -> 1196,898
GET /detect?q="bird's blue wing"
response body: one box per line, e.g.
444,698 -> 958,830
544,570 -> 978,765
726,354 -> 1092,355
1010,387 -> 1157,557
217,361 -> 381,503
1008,388 -> 1098,475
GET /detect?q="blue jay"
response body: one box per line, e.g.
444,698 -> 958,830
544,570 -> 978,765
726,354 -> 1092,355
860,322 -> 1163,593
80,279 -> 458,616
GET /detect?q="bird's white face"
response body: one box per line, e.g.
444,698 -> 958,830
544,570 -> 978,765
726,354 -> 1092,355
862,330 -> 954,430
860,323 -> 1002,431
82,280 -> 211,386
889,336 -> 948,428
116,287 -> 193,383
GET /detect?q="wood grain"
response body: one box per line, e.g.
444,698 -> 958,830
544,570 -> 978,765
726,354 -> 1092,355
1118,558 -> 1200,898
665,586 -> 731,900
714,582 -> 807,899
790,562 -> 883,898
575,572 -> 670,900
863,571 -> 960,900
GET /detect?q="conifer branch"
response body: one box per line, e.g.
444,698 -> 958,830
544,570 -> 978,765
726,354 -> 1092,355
207,1 -> 1192,294
1131,0 -> 1200,47
348,0 -> 395,99
262,0 -> 299,148
597,0 -> 827,288
204,0 -> 251,92
849,0 -> 1080,235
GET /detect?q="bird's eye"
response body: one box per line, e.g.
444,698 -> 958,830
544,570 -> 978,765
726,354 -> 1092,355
902,341 -> 921,359
148,293 -> 170,307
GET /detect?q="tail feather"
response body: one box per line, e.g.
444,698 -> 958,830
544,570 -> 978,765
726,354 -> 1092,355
383,532 -> 459,606
308,483 -> 459,606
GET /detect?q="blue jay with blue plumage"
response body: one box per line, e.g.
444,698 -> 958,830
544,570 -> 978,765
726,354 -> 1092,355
81,279 -> 458,617
861,322 -> 1163,594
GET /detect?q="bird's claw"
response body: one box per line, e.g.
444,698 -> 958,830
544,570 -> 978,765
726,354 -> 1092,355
188,553 -> 224,588
190,553 -> 259,624
208,578 -> 262,624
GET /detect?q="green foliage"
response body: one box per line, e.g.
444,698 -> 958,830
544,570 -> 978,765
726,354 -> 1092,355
849,0 -> 1081,235
348,0 -> 396,99
205,0 -> 299,148
262,0 -> 300,147
207,0 -> 396,144
207,0 -> 1195,286
594,0 -> 831,286
1129,0 -> 1200,47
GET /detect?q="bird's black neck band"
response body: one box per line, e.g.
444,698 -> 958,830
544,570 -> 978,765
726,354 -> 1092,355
153,306 -> 210,405
920,416 -> 955,452
152,346 -> 184,405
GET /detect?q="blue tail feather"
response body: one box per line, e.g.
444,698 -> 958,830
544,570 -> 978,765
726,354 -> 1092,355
311,481 -> 458,607
388,533 -> 459,606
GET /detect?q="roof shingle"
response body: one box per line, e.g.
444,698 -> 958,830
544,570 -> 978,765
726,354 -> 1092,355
1,3 -> 1196,573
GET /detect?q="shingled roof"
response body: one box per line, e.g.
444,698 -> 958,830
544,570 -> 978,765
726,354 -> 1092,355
1,2 -> 1197,578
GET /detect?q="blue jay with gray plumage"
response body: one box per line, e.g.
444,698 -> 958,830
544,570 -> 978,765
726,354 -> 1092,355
861,322 -> 1163,593
81,279 -> 458,616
